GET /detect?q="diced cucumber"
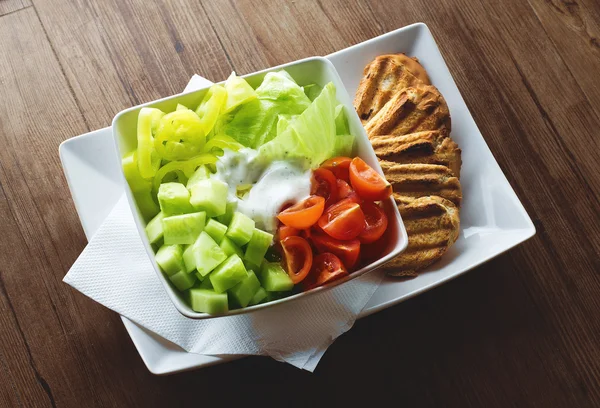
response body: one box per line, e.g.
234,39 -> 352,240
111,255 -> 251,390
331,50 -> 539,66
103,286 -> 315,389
189,179 -> 228,217
248,287 -> 268,306
244,228 -> 273,266
163,212 -> 206,245
155,244 -> 184,276
122,151 -> 152,192
198,277 -> 213,289
219,236 -> 243,258
226,212 -> 255,246
229,270 -> 261,308
194,271 -> 205,282
258,262 -> 294,292
209,254 -> 248,293
189,231 -> 227,277
243,258 -> 262,274
134,190 -> 160,221
182,244 -> 196,273
157,182 -> 193,215
189,289 -> 228,314
264,290 -> 292,302
186,165 -> 212,190
145,212 -> 165,244
216,201 -> 237,225
169,270 -> 196,291
204,219 -> 228,243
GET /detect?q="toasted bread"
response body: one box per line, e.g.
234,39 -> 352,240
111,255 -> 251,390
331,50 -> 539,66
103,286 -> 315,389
384,196 -> 460,276
379,161 -> 462,207
370,130 -> 462,177
364,84 -> 451,137
354,54 -> 431,124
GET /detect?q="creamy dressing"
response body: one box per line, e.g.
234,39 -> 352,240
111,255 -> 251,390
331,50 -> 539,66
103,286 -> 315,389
213,148 -> 311,232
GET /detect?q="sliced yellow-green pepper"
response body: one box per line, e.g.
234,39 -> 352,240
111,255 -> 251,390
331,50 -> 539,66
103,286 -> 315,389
154,109 -> 206,161
137,107 -> 165,178
196,84 -> 227,135
153,153 -> 218,191
122,151 -> 152,192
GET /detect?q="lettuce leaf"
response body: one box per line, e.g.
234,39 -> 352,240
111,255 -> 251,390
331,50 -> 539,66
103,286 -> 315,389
220,71 -> 311,148
258,82 -> 354,167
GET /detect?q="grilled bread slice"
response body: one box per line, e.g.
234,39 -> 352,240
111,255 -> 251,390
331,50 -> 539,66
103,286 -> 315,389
379,161 -> 462,207
354,54 -> 431,124
384,196 -> 460,276
364,84 -> 451,137
370,130 -> 461,177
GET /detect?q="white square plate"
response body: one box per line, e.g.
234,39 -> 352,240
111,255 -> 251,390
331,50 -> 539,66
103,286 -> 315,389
59,23 -> 535,374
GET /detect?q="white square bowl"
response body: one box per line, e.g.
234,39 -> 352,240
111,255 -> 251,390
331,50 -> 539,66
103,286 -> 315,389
111,56 -> 408,319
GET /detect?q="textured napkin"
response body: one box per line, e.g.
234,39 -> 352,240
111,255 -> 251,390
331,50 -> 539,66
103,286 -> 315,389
63,75 -> 384,371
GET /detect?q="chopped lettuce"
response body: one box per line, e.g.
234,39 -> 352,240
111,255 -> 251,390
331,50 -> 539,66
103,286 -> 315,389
223,72 -> 257,113
218,71 -> 311,148
257,82 -> 354,167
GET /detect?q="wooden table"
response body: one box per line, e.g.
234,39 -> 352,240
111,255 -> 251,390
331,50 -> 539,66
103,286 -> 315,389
1,0 -> 599,406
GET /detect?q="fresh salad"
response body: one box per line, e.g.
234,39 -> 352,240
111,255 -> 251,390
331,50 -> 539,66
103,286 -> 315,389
122,70 -> 392,314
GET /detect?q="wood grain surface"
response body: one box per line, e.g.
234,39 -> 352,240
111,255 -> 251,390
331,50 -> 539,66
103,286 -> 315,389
0,0 -> 598,407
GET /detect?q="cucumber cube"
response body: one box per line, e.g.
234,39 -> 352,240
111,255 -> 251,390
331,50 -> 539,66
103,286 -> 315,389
169,270 -> 196,291
189,289 -> 228,314
204,219 -> 228,243
134,190 -> 160,221
194,271 -> 205,282
216,201 -> 237,225
186,165 -> 212,190
264,290 -> 292,302
122,151 -> 152,192
259,262 -> 294,292
244,228 -> 273,266
209,254 -> 247,293
189,231 -> 228,277
163,212 -> 206,245
145,212 -> 165,244
248,287 -> 267,306
158,182 -> 193,215
226,212 -> 255,246
155,244 -> 184,276
229,270 -> 261,308
198,276 -> 213,289
182,245 -> 196,273
219,236 -> 243,258
189,179 -> 228,217
243,258 -> 262,273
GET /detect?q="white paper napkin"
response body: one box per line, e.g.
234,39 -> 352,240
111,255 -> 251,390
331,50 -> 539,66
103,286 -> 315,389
63,74 -> 384,371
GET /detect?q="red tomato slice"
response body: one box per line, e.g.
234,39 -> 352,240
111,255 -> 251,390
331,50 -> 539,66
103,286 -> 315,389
310,231 -> 360,270
278,225 -> 299,242
322,157 -> 352,182
349,157 -> 392,201
336,179 -> 363,204
317,200 -> 366,240
277,195 -> 325,229
281,236 -> 313,284
304,253 -> 348,290
358,202 -> 388,244
311,168 -> 338,208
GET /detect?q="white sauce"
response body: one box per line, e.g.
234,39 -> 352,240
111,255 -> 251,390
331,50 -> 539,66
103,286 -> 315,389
213,148 -> 311,233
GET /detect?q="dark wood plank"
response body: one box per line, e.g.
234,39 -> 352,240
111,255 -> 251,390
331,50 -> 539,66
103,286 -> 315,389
0,0 -> 30,16
527,0 -> 600,120
31,0 -> 234,130
201,0 -> 383,74
0,0 -> 598,407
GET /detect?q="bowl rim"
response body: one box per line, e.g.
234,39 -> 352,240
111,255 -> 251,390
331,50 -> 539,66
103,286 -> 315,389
112,55 -> 408,319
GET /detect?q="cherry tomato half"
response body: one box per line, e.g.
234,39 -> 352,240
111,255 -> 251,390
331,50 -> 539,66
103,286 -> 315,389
311,168 -> 338,208
317,200 -> 366,240
281,236 -> 313,284
349,157 -> 392,201
277,195 -> 325,230
277,225 -> 299,242
336,179 -> 362,204
322,157 -> 352,182
358,202 -> 388,244
311,231 -> 360,270
305,253 -> 348,290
